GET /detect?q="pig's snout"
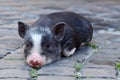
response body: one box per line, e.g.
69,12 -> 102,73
26,53 -> 44,68
29,59 -> 43,67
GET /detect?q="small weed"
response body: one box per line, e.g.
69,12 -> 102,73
29,68 -> 39,78
74,63 -> 83,71
73,73 -> 81,79
35,65 -> 41,70
85,43 -> 98,49
116,62 -> 120,71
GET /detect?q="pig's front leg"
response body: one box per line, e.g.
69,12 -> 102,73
61,38 -> 77,57
63,47 -> 76,57
62,42 -> 76,57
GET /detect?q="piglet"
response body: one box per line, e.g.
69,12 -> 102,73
18,11 -> 93,68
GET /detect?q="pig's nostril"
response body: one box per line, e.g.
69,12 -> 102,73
30,60 -> 42,67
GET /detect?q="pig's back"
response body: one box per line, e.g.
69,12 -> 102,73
48,11 -> 93,48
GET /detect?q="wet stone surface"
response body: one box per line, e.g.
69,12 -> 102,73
0,0 -> 120,80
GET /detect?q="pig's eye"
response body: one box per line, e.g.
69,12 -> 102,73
44,43 -> 50,49
26,42 -> 32,48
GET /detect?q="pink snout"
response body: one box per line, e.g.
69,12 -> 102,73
26,53 -> 44,67
29,58 -> 43,67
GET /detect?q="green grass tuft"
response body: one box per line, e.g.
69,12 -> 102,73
29,68 -> 39,78
116,62 -> 120,71
73,74 -> 81,79
74,63 -> 83,71
85,43 -> 98,49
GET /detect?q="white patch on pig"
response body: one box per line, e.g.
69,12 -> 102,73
63,47 -> 76,57
40,27 -> 51,34
30,33 -> 43,54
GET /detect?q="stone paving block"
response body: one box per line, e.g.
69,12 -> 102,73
112,5 -> 120,11
0,69 -> 30,79
37,76 -> 75,80
0,35 -> 23,45
88,52 -> 120,62
0,78 -> 27,80
107,35 -> 120,43
0,20 -> 9,25
0,11 -> 20,16
87,38 -> 120,64
13,6 -> 36,12
4,52 -> 24,60
0,19 -> 38,29
38,66 -> 75,76
96,22 -> 120,30
0,49 -> 8,58
100,13 -> 120,19
0,29 -> 11,37
82,67 -> 116,78
82,78 -> 114,80
0,44 -> 19,51
1,15 -> 25,21
95,33 -> 120,43
0,52 -> 26,68
83,5 -> 112,13
0,34 -> 23,57
50,59 -> 77,67
66,8 -> 93,16
0,24 -> 17,29
0,1 -> 24,6
84,62 -> 114,69
86,16 -> 104,23
87,52 -> 118,66
84,60 -> 115,69
0,59 -> 25,69
92,25 -> 108,31
102,42 -> 120,49
88,59 -> 115,67
97,48 -> 120,55
0,29 -> 17,37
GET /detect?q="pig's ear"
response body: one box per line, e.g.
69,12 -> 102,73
18,22 -> 29,38
53,22 -> 65,41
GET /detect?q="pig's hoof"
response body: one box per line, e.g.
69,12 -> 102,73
63,47 -> 76,57
81,42 -> 86,46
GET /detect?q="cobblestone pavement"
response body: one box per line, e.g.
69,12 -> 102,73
0,0 -> 120,80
